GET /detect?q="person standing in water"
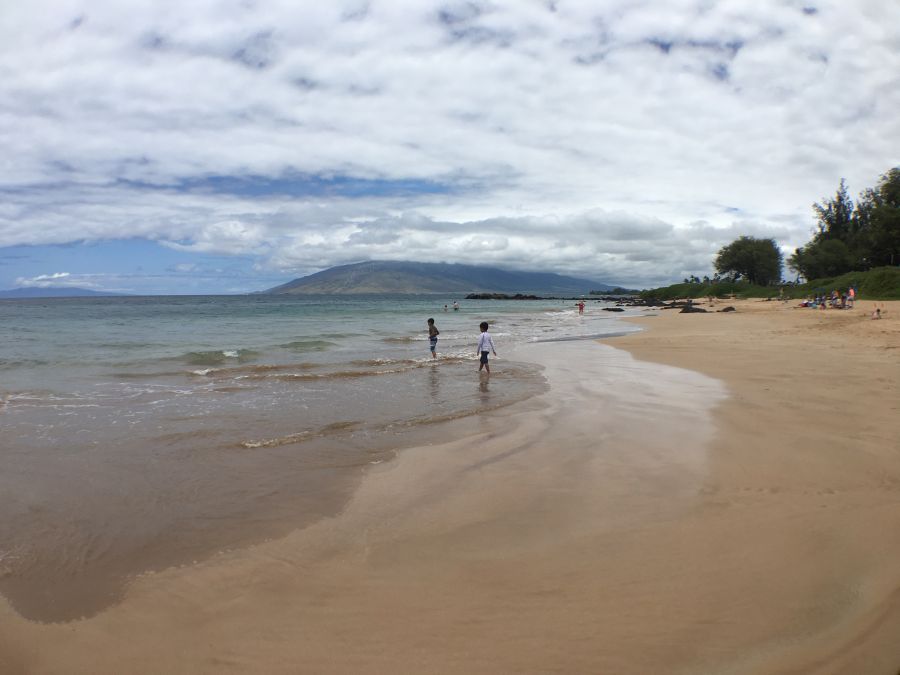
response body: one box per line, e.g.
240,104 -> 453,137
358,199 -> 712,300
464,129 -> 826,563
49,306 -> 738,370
476,321 -> 497,374
427,318 -> 440,359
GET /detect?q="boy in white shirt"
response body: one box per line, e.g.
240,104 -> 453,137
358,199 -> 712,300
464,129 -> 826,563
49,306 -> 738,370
476,321 -> 497,373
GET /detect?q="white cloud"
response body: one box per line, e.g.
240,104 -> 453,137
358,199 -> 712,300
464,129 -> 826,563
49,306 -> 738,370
15,272 -> 86,288
1,0 -> 898,287
161,219 -> 272,255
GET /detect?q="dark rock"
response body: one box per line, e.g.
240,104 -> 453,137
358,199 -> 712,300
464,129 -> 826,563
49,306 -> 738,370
602,307 -> 625,312
679,306 -> 708,313
719,306 -> 736,312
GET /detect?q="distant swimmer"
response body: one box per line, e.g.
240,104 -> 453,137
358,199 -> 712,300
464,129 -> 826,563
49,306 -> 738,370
453,301 -> 460,311
443,304 -> 448,312
427,318 -> 440,358
577,300 -> 585,314
476,321 -> 497,374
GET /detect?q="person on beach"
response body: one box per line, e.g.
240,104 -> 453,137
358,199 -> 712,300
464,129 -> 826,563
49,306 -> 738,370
577,300 -> 585,314
427,318 -> 439,358
476,321 -> 497,374
443,304 -> 448,312
453,301 -> 460,311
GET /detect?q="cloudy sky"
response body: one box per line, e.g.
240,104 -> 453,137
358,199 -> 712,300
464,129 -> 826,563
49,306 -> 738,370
1,0 -> 898,293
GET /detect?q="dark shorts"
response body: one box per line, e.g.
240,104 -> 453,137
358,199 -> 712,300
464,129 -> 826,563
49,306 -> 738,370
429,336 -> 437,351
480,351 -> 489,364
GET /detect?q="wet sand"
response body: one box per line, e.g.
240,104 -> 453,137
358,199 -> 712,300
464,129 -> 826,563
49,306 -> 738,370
1,299 -> 898,674
0,357 -> 547,624
608,298 -> 900,674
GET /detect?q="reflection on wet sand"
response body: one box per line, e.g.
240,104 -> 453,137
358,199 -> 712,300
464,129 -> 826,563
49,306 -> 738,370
478,377 -> 490,402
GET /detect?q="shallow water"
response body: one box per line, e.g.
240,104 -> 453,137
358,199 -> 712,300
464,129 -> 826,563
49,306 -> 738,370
0,294 -> 641,621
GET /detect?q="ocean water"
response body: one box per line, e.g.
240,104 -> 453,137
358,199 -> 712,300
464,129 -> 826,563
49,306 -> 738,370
0,294 -> 640,621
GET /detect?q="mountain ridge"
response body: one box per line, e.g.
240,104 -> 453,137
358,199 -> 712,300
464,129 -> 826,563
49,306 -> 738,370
263,261 -> 616,295
0,286 -> 126,298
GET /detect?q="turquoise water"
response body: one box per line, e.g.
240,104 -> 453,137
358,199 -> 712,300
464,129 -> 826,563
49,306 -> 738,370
0,294 -> 639,621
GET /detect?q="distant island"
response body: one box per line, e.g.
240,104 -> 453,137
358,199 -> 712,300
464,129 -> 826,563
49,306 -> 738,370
0,286 -> 125,299
262,261 -> 616,296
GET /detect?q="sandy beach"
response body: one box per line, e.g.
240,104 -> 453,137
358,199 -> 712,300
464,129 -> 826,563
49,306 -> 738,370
1,299 -> 898,674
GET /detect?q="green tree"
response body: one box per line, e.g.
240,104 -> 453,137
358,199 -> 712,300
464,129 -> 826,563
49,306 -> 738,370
789,169 -> 900,280
788,239 -> 855,280
804,178 -> 864,273
714,236 -> 783,286
813,178 -> 854,242
856,168 -> 900,267
787,247 -> 805,280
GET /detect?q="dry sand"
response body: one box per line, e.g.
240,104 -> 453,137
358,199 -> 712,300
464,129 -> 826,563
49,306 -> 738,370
1,299 -> 898,674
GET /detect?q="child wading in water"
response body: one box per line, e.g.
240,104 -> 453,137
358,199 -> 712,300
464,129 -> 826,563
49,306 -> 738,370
476,321 -> 497,374
427,318 -> 440,358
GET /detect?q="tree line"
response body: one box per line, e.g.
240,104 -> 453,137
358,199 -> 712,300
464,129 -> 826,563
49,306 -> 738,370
706,167 -> 899,286
788,168 -> 900,280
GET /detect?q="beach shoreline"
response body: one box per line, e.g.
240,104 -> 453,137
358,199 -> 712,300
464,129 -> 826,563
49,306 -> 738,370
2,299 -> 898,674
607,298 -> 900,673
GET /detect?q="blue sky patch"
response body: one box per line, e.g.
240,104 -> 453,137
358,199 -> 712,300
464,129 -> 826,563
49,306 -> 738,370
117,173 -> 458,199
0,241 -> 284,295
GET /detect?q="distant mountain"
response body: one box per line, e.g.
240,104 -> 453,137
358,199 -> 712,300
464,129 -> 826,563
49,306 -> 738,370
262,261 -> 615,295
0,286 -> 125,298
